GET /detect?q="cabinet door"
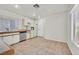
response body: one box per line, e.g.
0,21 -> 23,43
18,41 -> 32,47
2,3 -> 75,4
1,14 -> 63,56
31,30 -> 34,38
3,35 -> 19,45
3,36 -> 13,45
31,27 -> 37,38
26,32 -> 30,39
13,35 -> 19,43
0,37 -> 10,53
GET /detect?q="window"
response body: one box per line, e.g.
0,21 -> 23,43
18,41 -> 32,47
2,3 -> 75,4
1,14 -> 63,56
10,20 -> 16,31
71,5 -> 79,47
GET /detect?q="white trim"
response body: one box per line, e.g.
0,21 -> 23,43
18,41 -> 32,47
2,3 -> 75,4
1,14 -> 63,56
71,13 -> 74,41
45,38 -> 66,43
72,40 -> 79,48
44,37 -> 66,43
70,4 -> 79,48
70,4 -> 78,13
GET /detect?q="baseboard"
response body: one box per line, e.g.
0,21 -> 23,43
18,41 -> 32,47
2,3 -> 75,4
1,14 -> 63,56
39,36 -> 66,43
29,36 -> 38,39
66,41 -> 73,54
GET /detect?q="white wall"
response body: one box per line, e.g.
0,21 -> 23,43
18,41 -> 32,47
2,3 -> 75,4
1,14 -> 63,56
0,9 -> 21,19
38,11 -> 79,54
38,12 -> 68,42
38,18 -> 45,37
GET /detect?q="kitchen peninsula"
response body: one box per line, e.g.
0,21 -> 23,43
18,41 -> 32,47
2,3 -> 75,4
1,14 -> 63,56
0,29 -> 31,45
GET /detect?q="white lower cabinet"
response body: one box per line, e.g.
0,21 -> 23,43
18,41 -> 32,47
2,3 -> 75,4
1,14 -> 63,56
3,36 -> 13,45
0,37 -> 10,53
31,30 -> 37,38
31,30 -> 34,38
12,35 -> 19,44
3,34 -> 19,45
26,32 -> 30,39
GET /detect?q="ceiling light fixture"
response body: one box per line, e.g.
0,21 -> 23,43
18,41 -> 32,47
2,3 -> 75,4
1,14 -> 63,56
32,4 -> 40,19
33,4 -> 40,8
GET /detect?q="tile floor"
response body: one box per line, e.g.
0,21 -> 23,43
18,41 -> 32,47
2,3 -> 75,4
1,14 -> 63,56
12,37 -> 72,55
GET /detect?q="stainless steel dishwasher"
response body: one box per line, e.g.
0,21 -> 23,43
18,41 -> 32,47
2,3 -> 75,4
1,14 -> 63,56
20,31 -> 26,42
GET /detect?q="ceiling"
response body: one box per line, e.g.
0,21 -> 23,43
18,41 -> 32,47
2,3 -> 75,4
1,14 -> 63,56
0,4 -> 74,18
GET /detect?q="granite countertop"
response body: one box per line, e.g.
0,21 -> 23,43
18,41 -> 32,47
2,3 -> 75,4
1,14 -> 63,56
0,29 -> 31,37
0,29 -> 31,34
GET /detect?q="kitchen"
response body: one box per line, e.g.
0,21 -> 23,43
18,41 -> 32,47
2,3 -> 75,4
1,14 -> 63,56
0,16 -> 38,44
0,4 -> 75,55
0,8 -> 38,54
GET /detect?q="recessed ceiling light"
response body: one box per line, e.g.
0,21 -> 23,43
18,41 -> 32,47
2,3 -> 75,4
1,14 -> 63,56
14,5 -> 19,8
33,13 -> 36,17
